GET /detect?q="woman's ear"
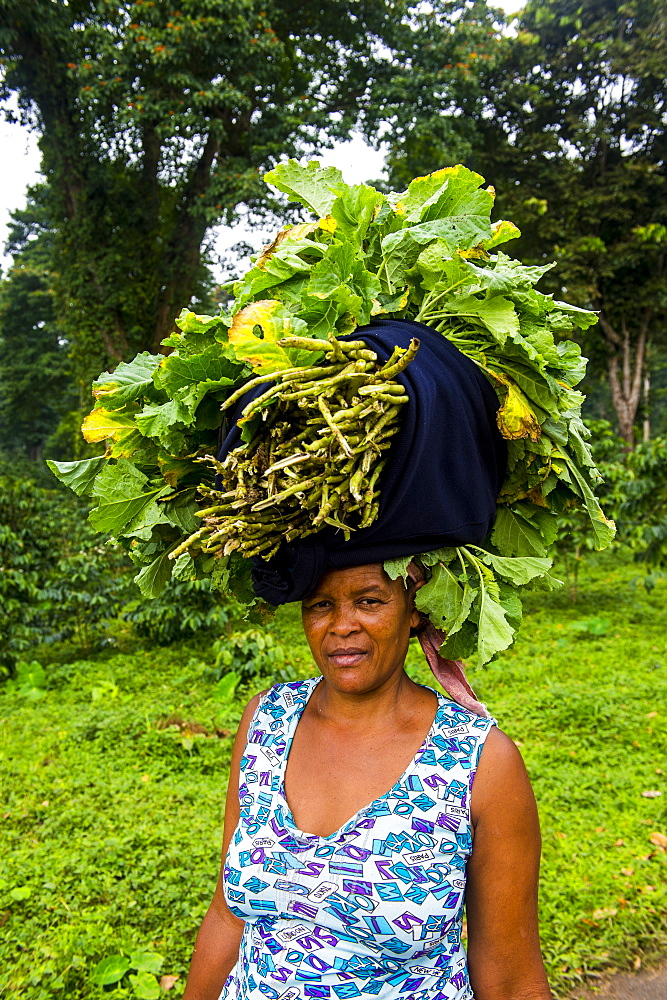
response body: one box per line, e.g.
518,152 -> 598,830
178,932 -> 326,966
407,577 -> 425,630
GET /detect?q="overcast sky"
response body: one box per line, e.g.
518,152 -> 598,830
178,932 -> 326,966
0,0 -> 524,276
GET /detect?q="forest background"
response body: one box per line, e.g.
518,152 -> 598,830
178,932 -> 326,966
0,0 -> 666,998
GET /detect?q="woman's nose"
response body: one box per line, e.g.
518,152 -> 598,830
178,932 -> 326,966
329,602 -> 360,634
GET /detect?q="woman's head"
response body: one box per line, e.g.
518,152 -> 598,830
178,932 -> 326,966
301,563 -> 422,696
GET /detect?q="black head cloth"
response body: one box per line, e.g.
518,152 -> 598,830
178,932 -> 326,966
217,318 -> 507,605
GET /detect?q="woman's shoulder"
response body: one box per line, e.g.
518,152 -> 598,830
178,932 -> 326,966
432,689 -> 498,734
243,676 -> 319,719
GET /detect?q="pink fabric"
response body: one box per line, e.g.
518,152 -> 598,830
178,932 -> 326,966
407,562 -> 491,719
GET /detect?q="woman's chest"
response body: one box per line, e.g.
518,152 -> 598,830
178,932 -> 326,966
284,722 -> 429,839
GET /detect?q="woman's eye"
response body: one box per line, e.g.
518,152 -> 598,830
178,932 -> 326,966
359,598 -> 382,606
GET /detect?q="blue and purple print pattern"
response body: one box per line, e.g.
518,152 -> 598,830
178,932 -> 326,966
220,678 -> 496,1000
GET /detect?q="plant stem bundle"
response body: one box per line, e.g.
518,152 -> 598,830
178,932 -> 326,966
173,335 -> 419,561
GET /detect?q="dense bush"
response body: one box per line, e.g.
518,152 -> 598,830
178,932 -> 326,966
0,464 -> 133,674
203,628 -> 296,701
555,422 -> 667,595
0,458 -> 244,674
122,579 -> 235,646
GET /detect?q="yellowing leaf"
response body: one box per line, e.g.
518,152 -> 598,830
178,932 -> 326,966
649,831 -> 667,848
484,219 -> 521,250
157,453 -> 198,487
109,427 -> 151,459
494,377 -> 541,442
256,221 -> 320,268
229,300 -> 307,372
318,215 -> 337,234
82,408 -> 136,444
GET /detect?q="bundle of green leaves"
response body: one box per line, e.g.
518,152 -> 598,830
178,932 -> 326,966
48,161 -> 614,666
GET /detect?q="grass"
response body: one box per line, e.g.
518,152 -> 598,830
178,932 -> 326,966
0,554 -> 665,999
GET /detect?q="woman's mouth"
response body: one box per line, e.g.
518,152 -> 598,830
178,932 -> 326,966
326,648 -> 369,667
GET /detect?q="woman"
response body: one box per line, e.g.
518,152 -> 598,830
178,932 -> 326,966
182,561 -> 552,1000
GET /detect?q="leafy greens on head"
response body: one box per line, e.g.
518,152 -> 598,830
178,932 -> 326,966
49,161 -> 614,665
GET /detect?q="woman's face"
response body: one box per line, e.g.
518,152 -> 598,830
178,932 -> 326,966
301,563 -> 421,695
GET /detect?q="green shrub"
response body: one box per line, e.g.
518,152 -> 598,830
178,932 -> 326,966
122,578 -> 235,645
205,628 -> 295,691
0,467 -> 135,674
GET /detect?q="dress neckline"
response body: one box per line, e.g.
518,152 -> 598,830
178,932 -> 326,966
278,676 -> 444,842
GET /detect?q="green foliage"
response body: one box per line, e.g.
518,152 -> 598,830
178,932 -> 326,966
618,436 -> 667,566
205,629 -> 293,688
0,559 -> 665,998
0,0 -> 464,381
383,0 -> 667,445
0,192 -> 76,460
0,467 -> 135,673
49,161 -> 613,667
554,421 -> 667,594
6,660 -> 47,700
0,456 -> 242,670
123,579 -> 234,646
91,951 -> 164,996
0,462 -> 127,673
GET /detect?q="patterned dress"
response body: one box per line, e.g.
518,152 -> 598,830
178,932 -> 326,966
220,678 -> 496,1000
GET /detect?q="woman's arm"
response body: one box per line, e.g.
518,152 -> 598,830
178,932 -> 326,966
466,728 -> 552,1000
182,692 -> 265,1000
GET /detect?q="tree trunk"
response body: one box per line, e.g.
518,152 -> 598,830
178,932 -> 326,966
598,310 -> 651,448
643,368 -> 651,443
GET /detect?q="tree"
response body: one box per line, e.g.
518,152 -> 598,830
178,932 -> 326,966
382,0 -> 667,446
0,191 -> 75,460
0,0 -> 486,383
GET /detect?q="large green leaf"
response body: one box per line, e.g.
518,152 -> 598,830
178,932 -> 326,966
416,563 -> 474,637
92,353 -> 162,409
484,352 -> 561,417
162,494 -> 199,533
439,620 -> 478,661
81,407 -> 137,444
264,159 -> 345,218
565,459 -> 616,549
135,399 -> 192,453
437,293 -> 520,345
308,243 -> 357,298
163,309 -> 230,354
89,460 -> 170,535
414,247 -> 472,293
153,344 -> 242,401
476,551 -> 552,585
491,506 -> 548,558
475,585 -> 515,666
47,457 -> 106,497
399,165 -> 487,223
134,546 -> 175,598
92,955 -> 131,986
330,184 -> 384,243
419,170 -> 494,226
383,555 -> 413,581
297,286 -> 364,339
382,215 -> 494,282
130,951 -> 164,974
129,970 -> 160,999
554,340 -> 587,386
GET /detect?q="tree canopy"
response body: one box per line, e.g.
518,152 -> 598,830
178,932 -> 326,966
384,0 -> 667,445
0,192 -> 75,460
2,0 -> 480,381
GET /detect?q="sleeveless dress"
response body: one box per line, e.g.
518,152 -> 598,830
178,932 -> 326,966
220,678 -> 496,1000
